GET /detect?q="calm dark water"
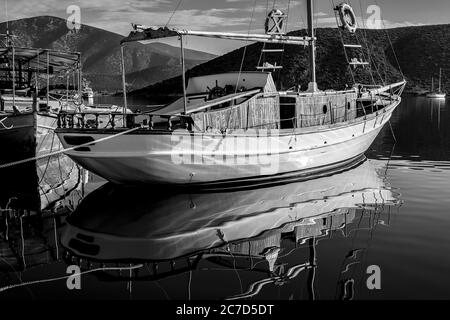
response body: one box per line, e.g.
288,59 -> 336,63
1,96 -> 450,300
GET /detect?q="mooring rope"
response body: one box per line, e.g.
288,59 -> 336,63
0,126 -> 141,170
0,264 -> 143,293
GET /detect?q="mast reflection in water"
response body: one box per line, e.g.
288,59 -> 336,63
60,158 -> 399,300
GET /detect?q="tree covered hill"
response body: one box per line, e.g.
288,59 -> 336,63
130,24 -> 450,99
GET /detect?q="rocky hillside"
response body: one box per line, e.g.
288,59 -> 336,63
0,16 -> 216,91
131,24 -> 450,99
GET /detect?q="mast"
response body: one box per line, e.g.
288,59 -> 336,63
12,47 -> 15,108
78,53 -> 82,105
439,68 -> 442,93
180,35 -> 187,115
307,0 -> 317,92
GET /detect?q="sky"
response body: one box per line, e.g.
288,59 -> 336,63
1,0 -> 450,54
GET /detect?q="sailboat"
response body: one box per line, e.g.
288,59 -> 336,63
427,68 -> 446,99
55,1 -> 406,187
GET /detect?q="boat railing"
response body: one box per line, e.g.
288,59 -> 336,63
56,111 -> 194,131
56,88 -> 399,132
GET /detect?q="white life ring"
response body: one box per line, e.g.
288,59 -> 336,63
336,3 -> 357,33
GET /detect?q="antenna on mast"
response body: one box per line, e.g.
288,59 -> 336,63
439,68 -> 442,93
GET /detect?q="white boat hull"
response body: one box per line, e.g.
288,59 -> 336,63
57,100 -> 401,186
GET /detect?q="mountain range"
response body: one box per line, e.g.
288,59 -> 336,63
0,16 -> 216,92
131,24 -> 450,99
3,16 -> 450,97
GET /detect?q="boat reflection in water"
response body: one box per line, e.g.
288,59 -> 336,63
62,158 -> 400,300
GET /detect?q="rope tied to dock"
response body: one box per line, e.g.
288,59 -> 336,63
0,126 -> 141,169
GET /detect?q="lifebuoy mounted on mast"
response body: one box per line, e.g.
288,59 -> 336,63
335,3 -> 357,33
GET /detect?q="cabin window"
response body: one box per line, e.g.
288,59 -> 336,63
280,97 -> 296,129
64,135 -> 95,146
347,102 -> 351,110
38,103 -> 50,112
323,105 -> 328,114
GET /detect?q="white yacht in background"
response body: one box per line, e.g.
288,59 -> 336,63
56,1 -> 406,187
82,85 -> 94,106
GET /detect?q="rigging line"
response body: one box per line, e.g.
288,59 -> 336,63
257,0 -> 279,70
228,0 -> 259,127
257,0 -> 271,68
188,269 -> 192,300
374,0 -> 404,79
53,217 -> 59,260
330,0 -> 355,85
5,0 -> 10,46
357,31 -> 385,86
388,120 -> 397,144
384,141 -> 396,177
143,264 -> 171,300
275,0 -> 292,86
228,248 -> 244,295
357,0 -> 383,86
343,0 -> 376,85
313,0 -> 319,30
38,130 -> 57,185
353,27 -> 378,86
19,214 -> 26,269
350,1 -> 377,85
165,0 -> 183,27
299,0 -> 307,32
